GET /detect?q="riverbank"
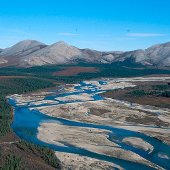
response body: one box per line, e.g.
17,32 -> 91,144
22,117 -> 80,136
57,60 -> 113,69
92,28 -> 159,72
55,152 -> 123,170
9,76 -> 170,169
35,99 -> 170,145
37,122 -> 159,169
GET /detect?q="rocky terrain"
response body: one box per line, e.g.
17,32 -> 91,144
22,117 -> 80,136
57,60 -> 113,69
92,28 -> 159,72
0,40 -> 170,67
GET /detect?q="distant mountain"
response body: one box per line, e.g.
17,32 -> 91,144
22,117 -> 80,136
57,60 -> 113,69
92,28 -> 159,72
0,48 -> 3,53
0,40 -> 47,57
0,40 -> 170,67
21,41 -> 83,66
146,42 -> 170,66
22,41 -> 123,66
122,42 -> 170,66
0,40 -> 47,66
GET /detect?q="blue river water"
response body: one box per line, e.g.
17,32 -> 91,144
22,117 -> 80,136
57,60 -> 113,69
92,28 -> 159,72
9,81 -> 170,170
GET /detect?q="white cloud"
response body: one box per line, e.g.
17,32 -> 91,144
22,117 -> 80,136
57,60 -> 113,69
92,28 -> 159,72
127,33 -> 167,37
58,32 -> 80,36
115,37 -> 136,41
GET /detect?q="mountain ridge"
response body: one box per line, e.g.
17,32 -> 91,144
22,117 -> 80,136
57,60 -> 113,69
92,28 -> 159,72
0,40 -> 170,67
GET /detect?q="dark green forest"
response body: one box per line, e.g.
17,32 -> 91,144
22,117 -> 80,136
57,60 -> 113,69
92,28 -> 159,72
0,62 -> 169,83
0,78 -> 54,138
0,77 -> 57,170
128,84 -> 170,97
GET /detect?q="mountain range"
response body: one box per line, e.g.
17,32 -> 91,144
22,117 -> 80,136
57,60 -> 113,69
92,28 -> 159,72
0,40 -> 170,67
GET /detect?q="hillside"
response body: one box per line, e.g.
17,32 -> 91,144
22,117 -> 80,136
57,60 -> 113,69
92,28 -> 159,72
0,40 -> 170,67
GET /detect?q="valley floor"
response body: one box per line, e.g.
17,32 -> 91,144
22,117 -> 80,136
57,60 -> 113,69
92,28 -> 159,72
9,76 -> 170,170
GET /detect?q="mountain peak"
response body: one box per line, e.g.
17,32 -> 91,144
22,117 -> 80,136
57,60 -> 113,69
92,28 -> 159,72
161,41 -> 170,47
57,41 -> 68,45
12,39 -> 46,48
51,41 -> 70,47
0,39 -> 47,58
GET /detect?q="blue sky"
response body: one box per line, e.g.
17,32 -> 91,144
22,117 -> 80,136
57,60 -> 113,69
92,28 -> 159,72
0,0 -> 170,51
